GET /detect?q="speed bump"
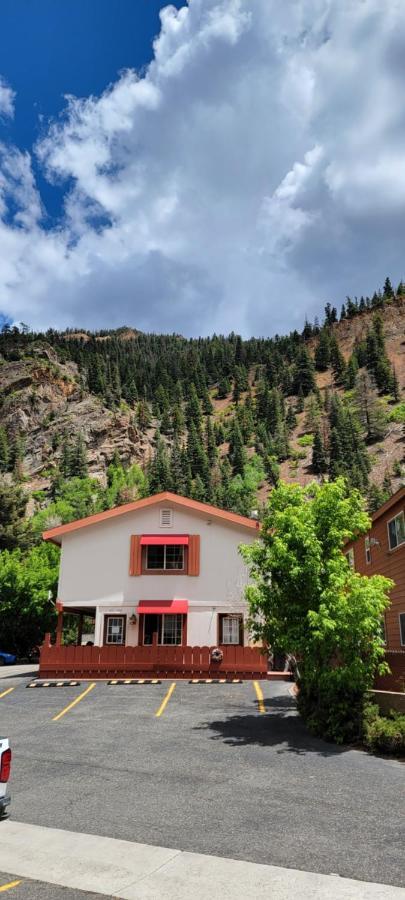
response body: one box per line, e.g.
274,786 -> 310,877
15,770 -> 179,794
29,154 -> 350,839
189,679 -> 242,684
108,679 -> 161,685
27,681 -> 81,688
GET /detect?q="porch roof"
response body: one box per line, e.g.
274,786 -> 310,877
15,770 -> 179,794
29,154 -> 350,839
137,599 -> 189,615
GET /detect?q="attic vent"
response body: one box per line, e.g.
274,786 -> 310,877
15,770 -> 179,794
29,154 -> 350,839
160,508 -> 173,528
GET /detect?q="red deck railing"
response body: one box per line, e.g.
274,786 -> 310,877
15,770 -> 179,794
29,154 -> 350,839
39,636 -> 269,679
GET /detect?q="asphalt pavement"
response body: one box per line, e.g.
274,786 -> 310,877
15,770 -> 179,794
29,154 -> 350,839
0,676 -> 404,890
0,871 -> 106,899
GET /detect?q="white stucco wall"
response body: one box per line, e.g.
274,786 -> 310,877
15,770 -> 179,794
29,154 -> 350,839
56,502 -> 259,645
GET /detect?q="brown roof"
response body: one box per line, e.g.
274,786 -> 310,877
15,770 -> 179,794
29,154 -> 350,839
42,491 -> 260,544
370,485 -> 405,523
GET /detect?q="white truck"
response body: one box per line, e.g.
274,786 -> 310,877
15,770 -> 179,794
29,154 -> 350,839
0,738 -> 11,817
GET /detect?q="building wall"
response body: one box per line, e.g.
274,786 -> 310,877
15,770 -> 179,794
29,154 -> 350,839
346,491 -> 405,651
57,501 -> 258,646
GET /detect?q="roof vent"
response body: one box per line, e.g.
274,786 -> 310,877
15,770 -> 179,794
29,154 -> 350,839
160,508 -> 173,528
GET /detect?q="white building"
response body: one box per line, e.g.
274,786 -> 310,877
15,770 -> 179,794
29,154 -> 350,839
43,491 -> 260,650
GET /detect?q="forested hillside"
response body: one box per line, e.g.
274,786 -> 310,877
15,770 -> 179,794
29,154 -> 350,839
0,280 -> 404,652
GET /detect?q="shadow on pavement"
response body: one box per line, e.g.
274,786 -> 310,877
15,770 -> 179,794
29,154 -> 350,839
196,693 -> 349,757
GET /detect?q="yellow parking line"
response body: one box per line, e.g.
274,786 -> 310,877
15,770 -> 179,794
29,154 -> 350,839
253,680 -> 265,714
0,687 -> 14,700
155,682 -> 176,718
0,880 -> 22,893
52,682 -> 96,722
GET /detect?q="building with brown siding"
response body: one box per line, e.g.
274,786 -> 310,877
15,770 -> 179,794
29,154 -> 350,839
345,486 -> 405,690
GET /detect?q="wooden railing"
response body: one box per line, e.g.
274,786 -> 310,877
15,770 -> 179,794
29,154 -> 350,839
39,636 -> 269,679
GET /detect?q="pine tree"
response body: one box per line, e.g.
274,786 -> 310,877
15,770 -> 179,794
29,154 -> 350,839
148,434 -> 172,493
314,329 -> 331,371
185,384 -> 202,429
344,354 -> 359,390
292,347 -> 316,396
296,385 -> 305,413
71,434 -> 88,478
0,427 -> 9,472
312,429 -> 327,474
205,417 -> 217,465
304,394 -> 322,432
229,421 -> 246,475
329,334 -> 346,384
383,276 -> 394,299
354,371 -> 388,442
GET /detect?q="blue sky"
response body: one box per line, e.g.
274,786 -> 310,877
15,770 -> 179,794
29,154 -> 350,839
0,0 -> 182,221
0,1 -> 404,337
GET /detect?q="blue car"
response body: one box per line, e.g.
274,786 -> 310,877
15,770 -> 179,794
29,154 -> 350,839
0,652 -> 16,666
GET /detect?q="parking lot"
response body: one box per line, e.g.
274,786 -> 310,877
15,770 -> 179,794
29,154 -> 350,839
0,673 -> 404,891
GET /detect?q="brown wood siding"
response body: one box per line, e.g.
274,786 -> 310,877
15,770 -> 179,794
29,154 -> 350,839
346,495 -> 405,651
187,535 -> 200,575
129,535 -> 142,576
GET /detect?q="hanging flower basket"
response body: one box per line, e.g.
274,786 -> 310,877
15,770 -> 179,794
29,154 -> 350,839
211,647 -> 223,663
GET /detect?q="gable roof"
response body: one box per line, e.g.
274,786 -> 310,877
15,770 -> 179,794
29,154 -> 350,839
370,484 -> 405,523
42,491 -> 260,544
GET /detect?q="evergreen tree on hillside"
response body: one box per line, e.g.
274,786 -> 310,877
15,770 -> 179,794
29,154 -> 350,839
229,421 -> 246,476
315,329 -> 331,371
292,347 -> 316,396
0,427 -> 10,472
185,384 -> 202,430
148,434 -> 171,493
71,434 -> 88,478
312,429 -> 328,475
329,334 -> 346,384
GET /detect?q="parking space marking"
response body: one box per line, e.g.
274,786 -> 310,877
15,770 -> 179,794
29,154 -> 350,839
0,688 -> 15,700
155,681 -> 176,717
0,881 -> 22,893
52,682 -> 96,722
253,680 -> 265,714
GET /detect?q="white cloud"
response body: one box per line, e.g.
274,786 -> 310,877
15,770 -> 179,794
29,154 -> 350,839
0,78 -> 15,118
0,0 -> 405,336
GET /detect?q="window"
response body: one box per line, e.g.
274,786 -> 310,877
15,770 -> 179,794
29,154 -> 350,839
219,614 -> 243,645
365,536 -> 371,565
160,508 -> 173,527
345,548 -> 355,569
146,544 -> 184,571
143,613 -> 183,645
400,613 -> 405,647
388,512 -> 405,551
104,616 -> 126,645
162,614 -> 183,645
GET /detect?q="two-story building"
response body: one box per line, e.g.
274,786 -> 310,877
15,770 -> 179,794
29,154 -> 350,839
40,491 -> 267,679
345,485 -> 405,690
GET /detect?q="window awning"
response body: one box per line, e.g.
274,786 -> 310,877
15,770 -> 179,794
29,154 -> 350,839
137,599 -> 189,615
140,534 -> 189,546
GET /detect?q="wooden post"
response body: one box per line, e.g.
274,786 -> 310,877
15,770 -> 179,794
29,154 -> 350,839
152,631 -> 158,646
55,611 -> 63,647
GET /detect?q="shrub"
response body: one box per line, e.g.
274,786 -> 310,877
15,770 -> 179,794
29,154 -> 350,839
363,704 -> 405,754
388,402 -> 405,424
297,433 -> 314,447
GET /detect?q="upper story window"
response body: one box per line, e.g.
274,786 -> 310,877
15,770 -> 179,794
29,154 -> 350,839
345,548 -> 355,569
400,613 -> 405,647
365,536 -> 371,565
387,512 -> 405,551
146,544 -> 185,571
160,509 -> 173,527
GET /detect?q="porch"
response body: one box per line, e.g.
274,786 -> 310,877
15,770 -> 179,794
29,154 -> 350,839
39,635 -> 270,680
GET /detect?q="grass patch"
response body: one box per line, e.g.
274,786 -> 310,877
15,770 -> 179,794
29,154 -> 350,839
388,402 -> 405,424
297,433 -> 314,447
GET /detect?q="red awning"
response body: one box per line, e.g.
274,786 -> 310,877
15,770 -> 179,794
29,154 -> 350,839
137,600 -> 189,615
140,534 -> 189,546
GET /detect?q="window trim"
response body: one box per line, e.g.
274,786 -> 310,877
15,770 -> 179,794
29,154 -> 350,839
365,536 -> 371,565
141,612 -> 187,646
399,612 -> 405,648
218,613 -> 244,646
387,511 -> 405,552
103,615 -> 126,646
143,543 -> 187,574
345,547 -> 355,569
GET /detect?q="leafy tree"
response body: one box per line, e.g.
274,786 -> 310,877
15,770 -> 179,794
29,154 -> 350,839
0,542 -> 59,655
241,479 -> 392,743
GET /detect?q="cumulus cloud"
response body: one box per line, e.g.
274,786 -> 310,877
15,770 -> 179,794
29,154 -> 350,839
0,0 -> 405,336
0,78 -> 15,118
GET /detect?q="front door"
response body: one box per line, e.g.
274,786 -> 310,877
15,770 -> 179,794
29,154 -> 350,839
143,614 -> 161,645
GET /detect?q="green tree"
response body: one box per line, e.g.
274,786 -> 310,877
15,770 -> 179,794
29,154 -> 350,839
0,542 -> 59,655
312,429 -> 327,474
314,329 -> 331,371
241,479 -> 392,743
71,434 -> 88,478
292,347 -> 316,397
0,480 -> 30,550
229,421 -> 246,476
0,427 -> 9,472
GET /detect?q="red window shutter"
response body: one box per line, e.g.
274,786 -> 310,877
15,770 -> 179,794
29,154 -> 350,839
188,535 -> 200,576
129,535 -> 142,576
